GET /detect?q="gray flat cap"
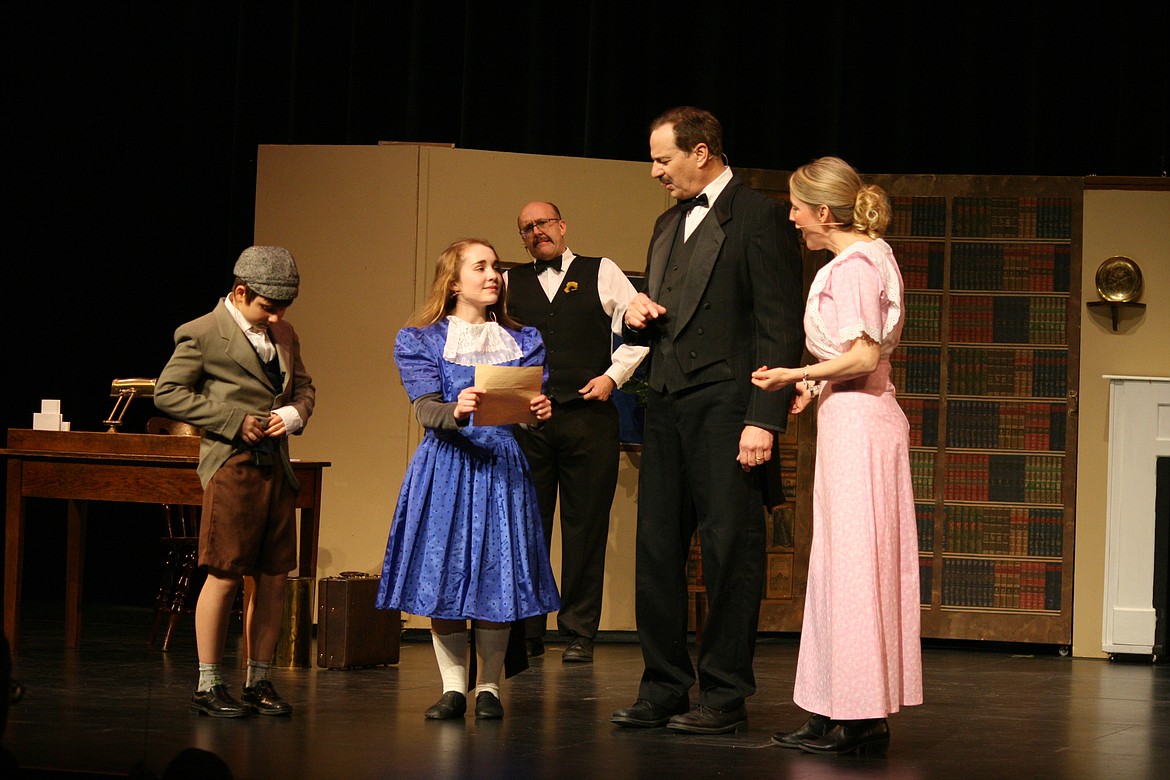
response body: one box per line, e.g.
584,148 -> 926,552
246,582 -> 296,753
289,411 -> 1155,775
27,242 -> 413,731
233,246 -> 300,300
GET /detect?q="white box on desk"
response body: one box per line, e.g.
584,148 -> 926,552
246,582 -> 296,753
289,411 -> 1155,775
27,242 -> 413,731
33,412 -> 63,431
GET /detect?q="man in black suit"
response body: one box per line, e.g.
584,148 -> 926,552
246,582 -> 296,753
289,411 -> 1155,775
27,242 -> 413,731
506,201 -> 647,663
612,107 -> 804,734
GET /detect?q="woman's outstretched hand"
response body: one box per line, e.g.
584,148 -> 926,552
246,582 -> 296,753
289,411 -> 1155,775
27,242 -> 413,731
751,365 -> 797,392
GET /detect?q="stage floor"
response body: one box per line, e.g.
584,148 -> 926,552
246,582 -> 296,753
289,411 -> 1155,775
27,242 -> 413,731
4,603 -> 1169,779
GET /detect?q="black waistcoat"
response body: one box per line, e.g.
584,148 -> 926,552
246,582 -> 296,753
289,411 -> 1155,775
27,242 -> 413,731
507,256 -> 612,404
250,345 -> 284,453
648,217 -> 711,393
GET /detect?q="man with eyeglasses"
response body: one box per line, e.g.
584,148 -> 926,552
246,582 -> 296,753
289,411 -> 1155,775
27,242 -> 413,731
505,201 -> 647,664
612,107 -> 804,735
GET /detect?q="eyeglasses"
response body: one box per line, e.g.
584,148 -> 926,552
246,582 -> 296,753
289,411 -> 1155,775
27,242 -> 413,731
519,217 -> 561,237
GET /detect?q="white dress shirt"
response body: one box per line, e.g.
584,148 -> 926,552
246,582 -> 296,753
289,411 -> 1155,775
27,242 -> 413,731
222,296 -> 304,433
684,166 -> 734,241
505,249 -> 649,388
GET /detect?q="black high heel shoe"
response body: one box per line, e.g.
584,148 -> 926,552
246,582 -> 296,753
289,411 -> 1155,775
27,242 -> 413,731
799,718 -> 890,755
771,713 -> 831,749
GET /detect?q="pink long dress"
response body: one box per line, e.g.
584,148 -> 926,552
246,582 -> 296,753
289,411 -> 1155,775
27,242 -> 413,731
792,239 -> 923,720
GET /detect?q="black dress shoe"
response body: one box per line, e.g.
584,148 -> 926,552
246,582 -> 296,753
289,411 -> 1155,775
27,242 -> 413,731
190,684 -> 249,718
526,637 -> 545,658
424,691 -> 467,720
474,691 -> 504,719
667,704 -> 748,734
241,679 -> 292,716
562,635 -> 594,663
611,698 -> 689,728
800,718 -> 890,755
772,713 -> 831,748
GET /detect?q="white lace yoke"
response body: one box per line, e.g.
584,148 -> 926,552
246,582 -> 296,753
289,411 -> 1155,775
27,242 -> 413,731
442,316 -> 523,366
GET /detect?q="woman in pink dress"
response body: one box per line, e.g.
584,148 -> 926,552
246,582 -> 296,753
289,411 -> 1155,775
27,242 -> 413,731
752,157 -> 922,755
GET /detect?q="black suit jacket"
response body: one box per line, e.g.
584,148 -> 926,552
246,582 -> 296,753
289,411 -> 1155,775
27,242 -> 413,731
626,175 -> 804,432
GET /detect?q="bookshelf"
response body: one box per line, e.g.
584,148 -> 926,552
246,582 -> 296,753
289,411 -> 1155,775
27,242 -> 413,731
740,170 -> 1082,646
883,176 -> 1082,647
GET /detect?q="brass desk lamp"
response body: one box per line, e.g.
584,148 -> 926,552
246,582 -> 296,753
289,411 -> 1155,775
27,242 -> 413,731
104,378 -> 157,432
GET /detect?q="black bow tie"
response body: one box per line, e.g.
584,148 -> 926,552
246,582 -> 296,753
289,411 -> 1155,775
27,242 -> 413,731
533,256 -> 563,274
679,193 -> 709,212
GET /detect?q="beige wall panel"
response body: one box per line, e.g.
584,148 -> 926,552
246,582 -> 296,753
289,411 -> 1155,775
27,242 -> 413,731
254,145 -> 1170,649
416,147 -> 664,631
1074,188 -> 1170,657
253,144 -> 422,581
254,144 -> 666,631
419,146 -> 666,272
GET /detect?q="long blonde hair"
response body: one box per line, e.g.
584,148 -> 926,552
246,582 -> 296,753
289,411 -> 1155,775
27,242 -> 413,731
789,156 -> 891,239
407,238 -> 520,329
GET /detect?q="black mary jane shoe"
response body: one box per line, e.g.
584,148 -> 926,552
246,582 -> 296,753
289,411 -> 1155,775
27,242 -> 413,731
474,691 -> 504,719
771,713 -> 831,748
424,691 -> 467,720
799,718 -> 890,756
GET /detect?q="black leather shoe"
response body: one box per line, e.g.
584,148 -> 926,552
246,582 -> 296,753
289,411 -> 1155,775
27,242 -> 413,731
424,691 -> 467,720
772,713 -> 831,748
667,704 -> 748,734
800,718 -> 890,755
526,637 -> 545,658
190,684 -> 249,718
562,635 -> 594,663
241,679 -> 292,716
474,691 -> 504,719
611,698 -> 689,728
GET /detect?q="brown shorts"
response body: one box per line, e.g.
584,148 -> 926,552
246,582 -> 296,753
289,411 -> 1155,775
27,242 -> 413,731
199,451 -> 297,576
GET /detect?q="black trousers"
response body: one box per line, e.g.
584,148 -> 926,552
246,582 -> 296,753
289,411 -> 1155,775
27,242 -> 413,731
516,399 -> 619,640
635,381 -> 766,712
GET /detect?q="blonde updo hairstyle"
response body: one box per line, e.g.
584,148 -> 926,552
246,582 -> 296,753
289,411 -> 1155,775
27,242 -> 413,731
788,156 -> 891,239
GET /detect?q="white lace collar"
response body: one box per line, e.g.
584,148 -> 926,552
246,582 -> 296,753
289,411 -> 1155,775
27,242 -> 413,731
442,316 -> 523,366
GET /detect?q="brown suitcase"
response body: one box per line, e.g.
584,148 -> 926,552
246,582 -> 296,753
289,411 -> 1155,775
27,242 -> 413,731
316,572 -> 401,668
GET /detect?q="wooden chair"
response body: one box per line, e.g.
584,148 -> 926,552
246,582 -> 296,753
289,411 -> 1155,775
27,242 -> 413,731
147,502 -> 201,651
145,417 -> 200,437
144,416 -> 208,651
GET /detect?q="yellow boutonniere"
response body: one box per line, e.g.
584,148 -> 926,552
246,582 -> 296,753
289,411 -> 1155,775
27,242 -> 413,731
564,281 -> 579,294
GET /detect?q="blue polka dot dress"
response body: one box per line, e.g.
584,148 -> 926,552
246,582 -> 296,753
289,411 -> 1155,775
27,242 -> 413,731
376,317 -> 561,622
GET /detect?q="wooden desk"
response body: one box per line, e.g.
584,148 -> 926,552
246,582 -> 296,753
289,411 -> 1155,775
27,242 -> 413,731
2,429 -> 330,653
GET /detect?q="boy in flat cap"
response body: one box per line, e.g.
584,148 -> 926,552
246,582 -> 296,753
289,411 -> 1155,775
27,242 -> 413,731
155,246 -> 316,718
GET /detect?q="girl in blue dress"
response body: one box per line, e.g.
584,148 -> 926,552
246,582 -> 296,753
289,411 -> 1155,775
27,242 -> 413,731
377,238 -> 560,720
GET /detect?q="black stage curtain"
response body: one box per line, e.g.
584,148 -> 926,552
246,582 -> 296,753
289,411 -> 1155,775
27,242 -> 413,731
3,1 -> 1166,604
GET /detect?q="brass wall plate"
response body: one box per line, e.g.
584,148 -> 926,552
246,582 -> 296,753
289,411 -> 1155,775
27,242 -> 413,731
1095,256 -> 1143,303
